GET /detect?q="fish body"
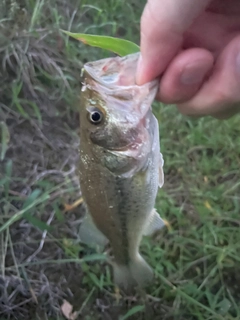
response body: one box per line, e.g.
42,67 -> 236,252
78,53 -> 165,290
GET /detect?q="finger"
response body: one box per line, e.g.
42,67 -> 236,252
183,12 -> 240,55
208,0 -> 240,14
176,36 -> 240,117
157,48 -> 214,103
136,0 -> 211,85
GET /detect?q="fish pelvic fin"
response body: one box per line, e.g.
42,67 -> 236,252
113,253 -> 153,291
79,211 -> 108,249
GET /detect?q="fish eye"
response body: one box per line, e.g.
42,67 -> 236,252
88,109 -> 103,125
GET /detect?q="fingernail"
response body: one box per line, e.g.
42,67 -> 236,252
180,63 -> 207,85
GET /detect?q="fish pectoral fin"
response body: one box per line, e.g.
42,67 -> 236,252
159,152 -> 164,188
143,209 -> 166,236
79,212 -> 108,249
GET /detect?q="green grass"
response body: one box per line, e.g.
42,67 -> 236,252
1,0 -> 240,319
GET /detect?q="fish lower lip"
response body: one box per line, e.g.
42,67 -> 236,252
107,141 -> 141,152
107,144 -> 132,152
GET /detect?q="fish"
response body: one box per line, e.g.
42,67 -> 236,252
78,53 -> 165,291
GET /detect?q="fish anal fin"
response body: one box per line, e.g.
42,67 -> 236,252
143,209 -> 166,236
79,212 -> 108,249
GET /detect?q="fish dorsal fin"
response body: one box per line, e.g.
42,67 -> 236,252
143,209 -> 165,236
159,152 -> 164,188
79,211 -> 108,249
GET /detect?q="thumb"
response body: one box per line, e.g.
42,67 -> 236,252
136,0 -> 210,85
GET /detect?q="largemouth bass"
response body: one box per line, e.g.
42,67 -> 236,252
78,53 -> 165,290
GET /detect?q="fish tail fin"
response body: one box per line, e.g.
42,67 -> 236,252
130,253 -> 154,287
113,264 -> 135,290
113,254 -> 153,291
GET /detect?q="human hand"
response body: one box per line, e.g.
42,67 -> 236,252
136,0 -> 240,119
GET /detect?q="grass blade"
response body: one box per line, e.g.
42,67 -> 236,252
6,254 -> 107,269
23,213 -> 52,232
120,305 -> 145,320
157,273 -> 224,319
0,192 -> 50,233
61,31 -> 139,56
0,121 -> 10,161
22,189 -> 42,210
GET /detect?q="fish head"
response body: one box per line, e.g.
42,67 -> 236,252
80,53 -> 159,154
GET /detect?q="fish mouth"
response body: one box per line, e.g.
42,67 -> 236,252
105,141 -> 140,152
84,53 -> 140,88
90,133 -> 141,153
105,128 -> 147,153
83,53 -> 159,92
83,54 -> 159,118
89,116 -> 148,153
